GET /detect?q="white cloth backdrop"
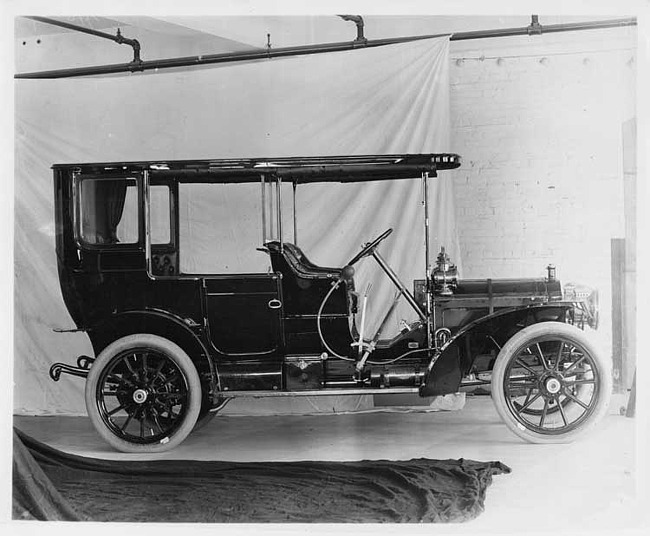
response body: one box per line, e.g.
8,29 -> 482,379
14,37 -> 458,415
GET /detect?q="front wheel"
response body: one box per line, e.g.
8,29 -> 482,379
85,334 -> 201,453
491,322 -> 611,444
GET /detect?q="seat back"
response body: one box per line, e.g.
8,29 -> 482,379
266,242 -> 341,279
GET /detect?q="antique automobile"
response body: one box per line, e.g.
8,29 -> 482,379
49,154 -> 611,452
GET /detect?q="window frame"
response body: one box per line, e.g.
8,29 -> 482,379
149,182 -> 174,247
73,172 -> 144,250
176,180 -> 269,276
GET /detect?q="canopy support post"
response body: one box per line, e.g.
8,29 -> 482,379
277,178 -> 283,253
292,182 -> 298,245
261,174 -> 267,244
422,171 -> 433,349
143,170 -> 151,275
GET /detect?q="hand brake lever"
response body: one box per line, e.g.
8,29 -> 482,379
355,291 -> 402,374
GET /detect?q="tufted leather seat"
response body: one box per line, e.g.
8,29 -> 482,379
266,241 -> 341,279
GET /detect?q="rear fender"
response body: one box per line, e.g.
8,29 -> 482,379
88,309 -> 218,391
420,305 -> 569,397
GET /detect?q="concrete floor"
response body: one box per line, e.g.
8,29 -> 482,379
14,395 -> 640,531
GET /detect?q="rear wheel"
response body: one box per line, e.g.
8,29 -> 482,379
85,334 -> 201,453
491,322 -> 611,443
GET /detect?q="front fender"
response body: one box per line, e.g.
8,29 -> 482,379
420,305 -> 570,397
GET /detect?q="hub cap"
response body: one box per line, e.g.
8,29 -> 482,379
132,388 -> 148,404
545,377 -> 561,395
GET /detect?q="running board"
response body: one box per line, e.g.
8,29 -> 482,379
221,387 -> 420,398
222,380 -> 489,398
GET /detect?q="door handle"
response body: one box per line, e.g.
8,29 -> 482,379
268,299 -> 282,309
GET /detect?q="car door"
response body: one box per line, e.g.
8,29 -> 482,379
203,274 -> 284,357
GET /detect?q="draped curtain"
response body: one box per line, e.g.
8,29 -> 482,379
80,179 -> 128,244
14,36 -> 456,415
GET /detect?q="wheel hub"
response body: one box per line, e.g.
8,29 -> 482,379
132,388 -> 148,404
544,376 -> 562,395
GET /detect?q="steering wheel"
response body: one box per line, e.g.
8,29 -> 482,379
347,228 -> 393,266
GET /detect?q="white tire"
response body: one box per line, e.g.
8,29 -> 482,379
85,334 -> 201,453
491,322 -> 611,444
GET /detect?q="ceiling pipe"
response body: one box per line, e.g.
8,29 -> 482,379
451,15 -> 634,41
527,15 -> 543,35
338,14 -> 367,43
23,16 -> 143,69
15,16 -> 636,80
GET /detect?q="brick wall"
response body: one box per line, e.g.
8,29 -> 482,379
449,27 -> 637,352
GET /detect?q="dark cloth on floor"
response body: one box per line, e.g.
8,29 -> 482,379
12,429 -> 85,521
13,427 -> 510,523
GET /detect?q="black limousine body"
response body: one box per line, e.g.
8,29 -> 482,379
48,154 -> 611,452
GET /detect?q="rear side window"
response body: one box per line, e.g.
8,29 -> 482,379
78,177 -> 139,245
150,184 -> 171,245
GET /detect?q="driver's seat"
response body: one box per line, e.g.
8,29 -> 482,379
266,241 -> 341,280
265,241 -> 349,317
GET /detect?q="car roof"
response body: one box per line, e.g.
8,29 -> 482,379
52,153 -> 461,184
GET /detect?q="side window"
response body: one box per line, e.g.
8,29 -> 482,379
179,182 -> 269,274
150,185 -> 171,245
79,177 -> 138,245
